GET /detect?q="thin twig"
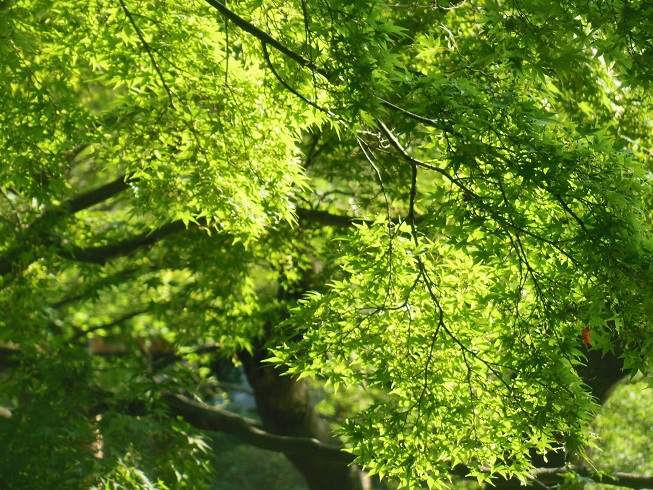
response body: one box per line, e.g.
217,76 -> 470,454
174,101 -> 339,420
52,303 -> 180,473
262,43 -> 334,117
204,0 -> 329,78
71,310 -> 148,341
118,0 -> 176,108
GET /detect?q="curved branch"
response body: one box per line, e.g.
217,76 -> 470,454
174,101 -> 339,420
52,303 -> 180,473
378,121 -> 473,196
0,346 -> 646,489
165,391 -> 653,489
378,98 -> 459,135
262,42 -> 334,116
163,393 -> 354,465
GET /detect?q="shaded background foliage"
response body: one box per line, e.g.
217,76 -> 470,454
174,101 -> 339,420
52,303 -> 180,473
0,0 -> 652,488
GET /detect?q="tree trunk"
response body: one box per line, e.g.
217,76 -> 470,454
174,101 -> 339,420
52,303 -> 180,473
240,349 -> 365,490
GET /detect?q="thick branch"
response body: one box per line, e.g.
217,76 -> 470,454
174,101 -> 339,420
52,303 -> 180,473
58,220 -> 192,264
65,174 -> 130,214
0,175 -> 130,277
449,464 -> 653,489
532,466 -> 653,489
40,205 -> 381,268
296,208 -> 368,227
1,345 -> 644,489
296,207 -> 425,228
163,393 -> 354,465
0,346 -> 20,369
165,390 -> 653,489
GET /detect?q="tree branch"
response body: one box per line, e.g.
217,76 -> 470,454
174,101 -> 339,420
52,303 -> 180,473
163,392 -> 354,465
65,175 -> 130,214
204,0 -> 328,78
58,220 -> 192,265
118,0 -> 175,108
261,42 -> 334,116
0,175 -> 131,277
448,464 -> 653,489
164,391 -> 653,489
378,121 -> 473,195
295,208 -> 370,227
296,207 -> 426,228
378,98 -> 458,135
70,309 -> 148,341
531,465 -> 653,489
0,343 -> 647,490
8,204 -> 387,273
0,345 -> 20,369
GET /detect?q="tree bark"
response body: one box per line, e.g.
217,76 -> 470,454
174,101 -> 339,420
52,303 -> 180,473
240,349 -> 365,490
576,345 -> 628,405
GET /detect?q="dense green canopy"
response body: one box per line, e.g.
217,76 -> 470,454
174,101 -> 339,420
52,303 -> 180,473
1,0 -> 652,488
